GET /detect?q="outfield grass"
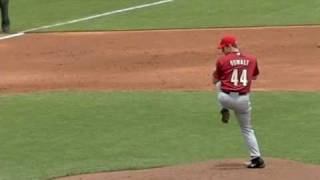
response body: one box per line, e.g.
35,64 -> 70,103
11,0 -> 154,32
11,0 -> 320,32
0,91 -> 319,180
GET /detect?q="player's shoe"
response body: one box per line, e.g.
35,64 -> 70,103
2,21 -> 10,33
220,108 -> 230,123
247,157 -> 266,168
2,26 -> 9,33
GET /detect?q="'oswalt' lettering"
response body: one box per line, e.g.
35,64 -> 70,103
230,59 -> 249,66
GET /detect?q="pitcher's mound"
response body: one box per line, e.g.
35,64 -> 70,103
57,158 -> 320,180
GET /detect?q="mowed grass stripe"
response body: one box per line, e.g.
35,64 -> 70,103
10,0 -> 320,32
10,0 -> 320,33
10,0 -> 172,33
24,0 -> 174,33
1,0 -> 174,40
0,91 -> 320,179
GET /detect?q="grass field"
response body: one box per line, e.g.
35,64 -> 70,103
2,0 -> 320,179
11,0 -> 320,32
1,91 -> 320,179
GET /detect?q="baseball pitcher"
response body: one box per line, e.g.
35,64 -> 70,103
213,35 -> 265,168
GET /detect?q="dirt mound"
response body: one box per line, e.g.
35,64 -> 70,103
1,26 -> 320,93
56,158 -> 320,180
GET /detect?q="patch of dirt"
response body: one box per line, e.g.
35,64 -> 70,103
56,158 -> 320,180
1,26 -> 320,93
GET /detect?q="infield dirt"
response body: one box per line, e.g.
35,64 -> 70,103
1,26 -> 320,179
1,26 -> 320,93
57,158 -> 320,180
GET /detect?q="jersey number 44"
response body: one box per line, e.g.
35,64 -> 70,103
231,68 -> 248,86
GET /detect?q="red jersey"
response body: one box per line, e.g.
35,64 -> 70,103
214,52 -> 259,94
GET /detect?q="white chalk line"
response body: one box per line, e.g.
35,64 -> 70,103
0,32 -> 25,40
0,0 -> 174,41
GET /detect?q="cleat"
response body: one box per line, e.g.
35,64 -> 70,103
247,157 -> 266,168
220,108 -> 230,123
2,25 -> 10,33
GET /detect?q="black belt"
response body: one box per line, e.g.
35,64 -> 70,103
222,90 -> 247,95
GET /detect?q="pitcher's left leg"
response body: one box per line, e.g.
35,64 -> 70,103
234,95 -> 261,157
236,111 -> 261,157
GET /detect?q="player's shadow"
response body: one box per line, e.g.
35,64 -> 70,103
214,162 -> 246,170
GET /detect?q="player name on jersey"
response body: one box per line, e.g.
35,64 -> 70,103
230,59 -> 249,66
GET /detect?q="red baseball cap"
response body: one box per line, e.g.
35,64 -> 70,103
218,35 -> 237,49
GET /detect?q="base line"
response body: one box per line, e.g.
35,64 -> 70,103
0,32 -> 25,40
0,0 -> 174,40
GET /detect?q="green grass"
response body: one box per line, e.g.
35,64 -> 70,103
11,0 -> 155,32
11,0 -> 320,32
0,91 -> 320,180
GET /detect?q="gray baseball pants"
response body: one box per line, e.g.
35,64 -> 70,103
216,82 -> 262,157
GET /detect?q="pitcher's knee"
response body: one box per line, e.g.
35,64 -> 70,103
241,127 -> 254,135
